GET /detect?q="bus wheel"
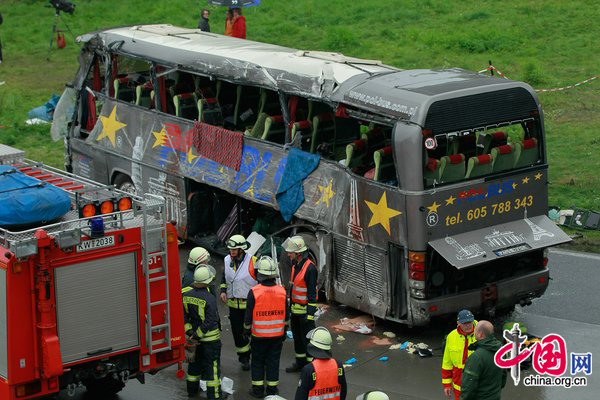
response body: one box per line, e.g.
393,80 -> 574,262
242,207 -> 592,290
84,374 -> 126,397
114,173 -> 136,194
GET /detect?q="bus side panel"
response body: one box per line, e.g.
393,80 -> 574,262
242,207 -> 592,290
0,266 -> 7,380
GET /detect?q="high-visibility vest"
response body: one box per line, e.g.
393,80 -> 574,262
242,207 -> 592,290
251,284 -> 286,338
441,321 -> 478,393
308,359 -> 342,400
290,259 -> 314,305
224,253 -> 257,301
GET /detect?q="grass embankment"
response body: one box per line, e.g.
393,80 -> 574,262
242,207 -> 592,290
0,0 -> 599,249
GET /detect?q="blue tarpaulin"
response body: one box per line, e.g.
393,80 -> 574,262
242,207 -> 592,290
275,148 -> 320,222
0,165 -> 71,226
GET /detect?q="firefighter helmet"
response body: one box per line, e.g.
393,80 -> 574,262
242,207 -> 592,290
226,234 -> 250,250
193,264 -> 215,284
256,256 -> 278,278
356,391 -> 390,400
282,235 -> 307,253
188,247 -> 211,266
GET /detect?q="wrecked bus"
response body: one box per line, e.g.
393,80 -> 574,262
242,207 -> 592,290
52,24 -> 571,326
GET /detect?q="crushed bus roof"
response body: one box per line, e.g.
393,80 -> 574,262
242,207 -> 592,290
78,24 -> 536,124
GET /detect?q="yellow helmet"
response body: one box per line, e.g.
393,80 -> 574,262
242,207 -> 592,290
256,256 -> 278,278
306,327 -> 332,359
193,264 -> 215,284
282,235 -> 307,253
227,234 -> 250,250
188,247 -> 211,266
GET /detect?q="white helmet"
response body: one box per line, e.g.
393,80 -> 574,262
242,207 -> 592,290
306,327 -> 332,359
282,235 -> 307,253
356,392 -> 390,400
188,247 -> 211,266
193,264 -> 215,284
227,234 -> 250,250
256,256 -> 278,278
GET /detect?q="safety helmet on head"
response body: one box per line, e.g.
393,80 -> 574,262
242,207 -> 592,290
193,264 -> 215,284
356,391 -> 390,400
305,327 -> 332,360
282,235 -> 307,253
227,234 -> 250,250
256,256 -> 278,278
188,247 -> 211,266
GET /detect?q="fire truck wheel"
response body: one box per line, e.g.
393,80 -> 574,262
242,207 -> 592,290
84,375 -> 126,397
114,173 -> 136,194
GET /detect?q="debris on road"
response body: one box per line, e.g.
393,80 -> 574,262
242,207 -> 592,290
332,315 -> 374,335
389,343 -> 402,350
383,331 -> 396,338
378,356 -> 389,362
336,335 -> 346,342
399,341 -> 410,350
286,330 -> 293,340
371,337 -> 394,346
344,357 -> 357,365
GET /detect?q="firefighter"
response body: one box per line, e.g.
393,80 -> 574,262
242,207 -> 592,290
294,327 -> 347,400
243,256 -> 289,398
356,391 -> 389,400
220,234 -> 257,370
442,309 -> 478,400
284,235 -> 318,373
182,247 -> 211,288
182,264 -> 224,399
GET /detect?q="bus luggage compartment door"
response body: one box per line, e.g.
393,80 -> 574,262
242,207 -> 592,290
0,268 -> 7,378
54,253 -> 140,364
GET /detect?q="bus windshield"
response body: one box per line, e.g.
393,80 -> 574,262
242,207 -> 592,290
423,118 -> 542,187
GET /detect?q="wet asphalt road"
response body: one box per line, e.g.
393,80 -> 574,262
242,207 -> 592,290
56,247 -> 600,400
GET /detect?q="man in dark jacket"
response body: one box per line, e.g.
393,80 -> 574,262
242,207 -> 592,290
198,9 -> 210,32
460,320 -> 507,400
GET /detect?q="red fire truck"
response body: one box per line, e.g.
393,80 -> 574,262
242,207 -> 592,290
0,147 -> 185,399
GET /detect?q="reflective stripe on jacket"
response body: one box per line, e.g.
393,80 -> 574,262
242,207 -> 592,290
290,259 -> 313,306
442,321 -> 478,393
223,253 -> 257,301
308,359 -> 342,400
251,284 -> 287,338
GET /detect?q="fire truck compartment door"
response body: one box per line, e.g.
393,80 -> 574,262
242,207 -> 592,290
55,253 -> 139,363
0,268 -> 7,378
428,215 -> 571,269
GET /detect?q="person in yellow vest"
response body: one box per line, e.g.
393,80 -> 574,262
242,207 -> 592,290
283,235 -> 318,373
243,256 -> 290,398
294,327 -> 347,400
442,309 -> 478,400
182,265 -> 224,399
219,234 -> 257,370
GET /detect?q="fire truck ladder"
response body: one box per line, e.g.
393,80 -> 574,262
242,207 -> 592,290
141,196 -> 172,354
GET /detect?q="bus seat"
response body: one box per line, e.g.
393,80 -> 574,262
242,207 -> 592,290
439,154 -> 466,183
481,131 -> 508,154
135,82 -> 154,108
197,98 -> 224,126
514,138 -> 539,168
310,112 -> 335,153
449,134 -> 477,157
114,77 -> 135,103
246,112 -> 269,138
258,88 -> 282,116
291,120 -> 313,151
423,157 -> 440,185
491,144 -> 516,173
373,146 -> 394,181
261,115 -> 286,143
465,154 -> 493,179
230,85 -> 243,128
173,92 -> 199,120
361,128 -> 384,147
345,139 -> 368,169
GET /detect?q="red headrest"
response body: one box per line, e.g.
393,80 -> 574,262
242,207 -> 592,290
143,82 -> 154,89
448,154 -> 465,164
353,139 -> 367,151
118,77 -> 130,84
476,154 -> 492,165
427,158 -> 439,171
296,120 -> 311,129
379,146 -> 393,156
205,97 -> 218,104
496,145 -> 513,155
316,112 -> 334,122
178,92 -> 194,100
270,115 -> 284,123
522,138 -> 537,149
492,131 -> 507,140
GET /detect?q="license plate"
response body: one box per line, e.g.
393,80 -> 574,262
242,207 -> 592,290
494,243 -> 531,257
77,235 -> 115,252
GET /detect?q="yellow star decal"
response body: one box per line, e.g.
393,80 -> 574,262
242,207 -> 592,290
445,195 -> 456,206
186,148 -> 198,164
534,172 -> 543,180
512,182 -> 518,190
364,192 -> 402,235
522,177 -> 530,184
245,181 -> 255,197
152,127 -> 167,148
97,106 -> 127,147
427,201 -> 441,214
317,179 -> 336,208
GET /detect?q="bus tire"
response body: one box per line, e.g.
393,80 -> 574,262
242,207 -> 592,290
114,173 -> 135,194
84,374 -> 126,397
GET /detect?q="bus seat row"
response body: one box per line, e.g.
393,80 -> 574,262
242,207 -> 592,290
425,138 -> 539,185
444,131 -> 508,157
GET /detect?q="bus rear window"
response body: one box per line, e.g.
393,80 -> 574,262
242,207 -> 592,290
424,119 -> 542,187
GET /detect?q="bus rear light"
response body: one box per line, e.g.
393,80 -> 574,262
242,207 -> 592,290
543,258 -> 549,267
409,279 -> 425,290
538,277 -> 546,284
409,271 -> 425,281
410,288 -> 425,299
408,251 -> 426,263
100,200 -> 114,214
410,262 -> 425,272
